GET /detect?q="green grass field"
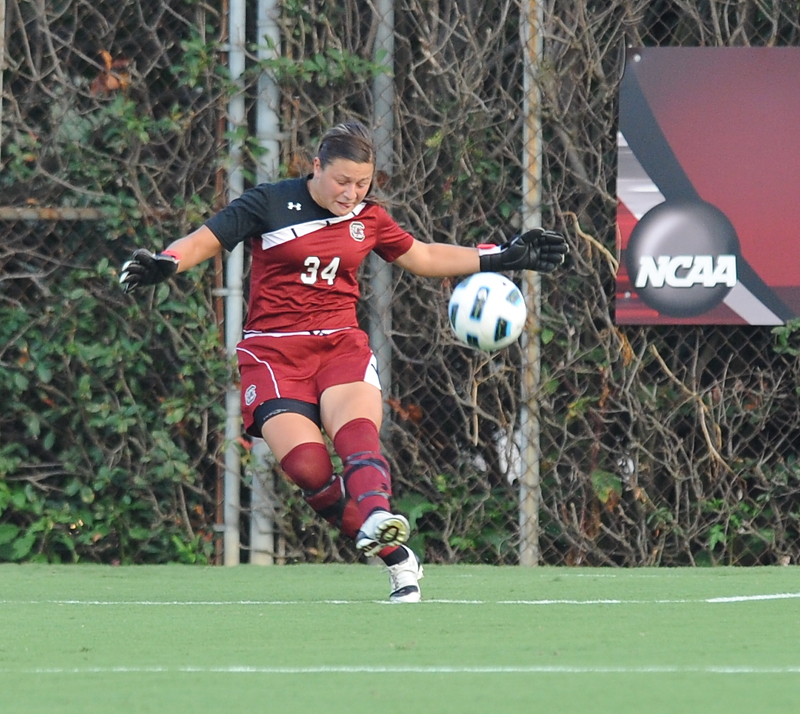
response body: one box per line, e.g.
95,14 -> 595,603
1,563 -> 799,713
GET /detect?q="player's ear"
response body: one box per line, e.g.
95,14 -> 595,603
312,156 -> 323,177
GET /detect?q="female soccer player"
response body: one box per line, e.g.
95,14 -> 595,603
120,121 -> 568,602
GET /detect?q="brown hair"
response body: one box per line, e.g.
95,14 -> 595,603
316,121 -> 376,168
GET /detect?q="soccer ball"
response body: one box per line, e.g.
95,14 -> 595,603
448,273 -> 528,352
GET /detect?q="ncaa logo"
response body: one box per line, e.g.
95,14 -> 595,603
350,221 -> 366,242
625,200 -> 740,317
244,384 -> 257,406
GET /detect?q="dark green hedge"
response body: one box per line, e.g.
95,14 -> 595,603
0,225 -> 227,563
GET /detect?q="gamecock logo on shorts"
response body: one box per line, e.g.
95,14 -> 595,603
244,384 -> 257,406
350,221 -> 366,242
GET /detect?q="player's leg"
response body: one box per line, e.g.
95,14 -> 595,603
238,337 -> 354,534
317,330 -> 413,554
256,407 -> 362,536
321,381 -> 405,543
322,381 -> 423,602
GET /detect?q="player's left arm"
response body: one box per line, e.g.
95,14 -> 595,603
394,239 -> 480,277
393,228 -> 569,278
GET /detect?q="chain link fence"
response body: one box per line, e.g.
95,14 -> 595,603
3,0 -> 800,566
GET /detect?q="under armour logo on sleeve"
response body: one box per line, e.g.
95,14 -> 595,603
288,202 -> 302,210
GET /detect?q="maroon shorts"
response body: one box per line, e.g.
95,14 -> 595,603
236,328 -> 380,435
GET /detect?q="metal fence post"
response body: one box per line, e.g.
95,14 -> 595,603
223,0 -> 247,566
0,0 -> 5,162
249,0 -> 282,565
519,0 -> 543,567
370,0 -> 395,427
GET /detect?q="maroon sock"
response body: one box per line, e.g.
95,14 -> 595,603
340,499 -> 362,540
281,443 -> 348,530
280,442 -> 332,491
379,545 -> 401,563
333,417 -> 392,521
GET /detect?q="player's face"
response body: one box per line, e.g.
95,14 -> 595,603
309,157 -> 374,216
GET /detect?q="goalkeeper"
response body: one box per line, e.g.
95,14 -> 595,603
120,120 -> 568,603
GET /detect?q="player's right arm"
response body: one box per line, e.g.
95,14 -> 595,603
163,226 -> 223,273
119,225 -> 222,293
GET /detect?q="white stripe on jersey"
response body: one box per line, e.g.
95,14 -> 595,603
260,203 -> 367,251
242,327 -> 352,339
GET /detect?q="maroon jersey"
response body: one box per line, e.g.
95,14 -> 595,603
206,177 -> 414,332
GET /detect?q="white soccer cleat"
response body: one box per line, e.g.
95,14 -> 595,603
355,510 -> 410,556
385,545 -> 424,603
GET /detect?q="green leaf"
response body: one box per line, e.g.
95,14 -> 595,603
36,363 -> 53,383
11,533 -> 36,560
591,469 -> 622,505
0,524 -> 20,545
708,524 -> 726,551
13,372 -> 29,390
79,487 -> 95,504
128,527 -> 153,541
11,489 -> 27,510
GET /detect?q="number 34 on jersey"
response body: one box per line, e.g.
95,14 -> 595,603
301,256 -> 341,286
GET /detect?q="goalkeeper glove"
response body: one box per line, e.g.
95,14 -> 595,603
119,249 -> 180,294
478,228 -> 569,274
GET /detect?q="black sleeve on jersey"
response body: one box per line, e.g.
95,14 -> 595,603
205,183 -> 274,251
205,177 -> 334,251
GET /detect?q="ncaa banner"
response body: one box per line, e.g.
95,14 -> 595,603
616,47 -> 800,325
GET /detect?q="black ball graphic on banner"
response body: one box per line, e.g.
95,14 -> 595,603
625,200 -> 740,317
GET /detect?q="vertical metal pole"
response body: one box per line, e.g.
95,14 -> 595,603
519,0 -> 543,566
370,0 -> 395,427
224,0 -> 247,566
255,0 -> 281,183
0,0 -> 6,163
249,439 -> 275,564
249,0 -> 282,565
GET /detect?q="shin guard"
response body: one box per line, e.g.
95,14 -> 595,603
342,451 -> 392,520
334,418 -> 394,521
303,474 -> 348,529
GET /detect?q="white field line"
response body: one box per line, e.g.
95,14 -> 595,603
1,665 -> 800,675
0,595 -> 799,606
2,593 -> 800,606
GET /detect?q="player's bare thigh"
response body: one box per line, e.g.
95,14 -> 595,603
260,412 -> 325,462
320,381 -> 383,439
258,382 -> 382,460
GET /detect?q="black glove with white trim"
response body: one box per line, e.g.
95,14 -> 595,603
119,249 -> 180,293
478,228 -> 569,274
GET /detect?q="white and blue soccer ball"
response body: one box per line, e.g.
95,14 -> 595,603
448,272 -> 528,352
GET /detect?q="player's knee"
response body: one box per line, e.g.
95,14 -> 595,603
280,442 -> 332,492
